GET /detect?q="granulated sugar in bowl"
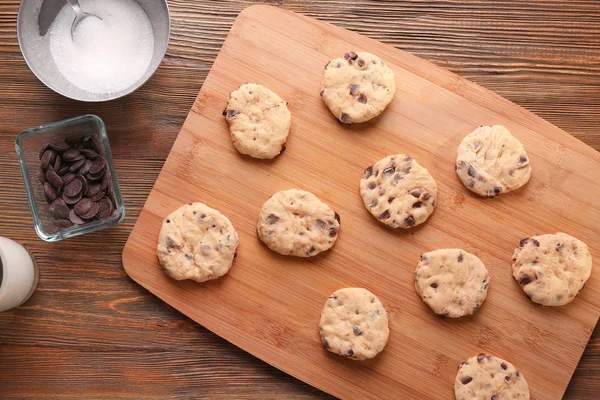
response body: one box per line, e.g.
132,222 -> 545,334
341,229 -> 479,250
49,0 -> 154,94
17,0 -> 170,101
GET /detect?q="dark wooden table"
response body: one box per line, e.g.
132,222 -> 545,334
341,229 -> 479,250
0,1 -> 598,398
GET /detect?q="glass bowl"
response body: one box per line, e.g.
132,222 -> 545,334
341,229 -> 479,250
15,115 -> 125,242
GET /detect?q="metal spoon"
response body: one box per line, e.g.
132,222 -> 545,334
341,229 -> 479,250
66,0 -> 102,39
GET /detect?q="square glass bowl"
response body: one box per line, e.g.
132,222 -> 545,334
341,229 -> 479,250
15,115 -> 125,242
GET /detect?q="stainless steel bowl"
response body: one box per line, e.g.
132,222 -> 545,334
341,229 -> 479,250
17,0 -> 170,102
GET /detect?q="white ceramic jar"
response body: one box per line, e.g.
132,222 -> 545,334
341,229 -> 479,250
0,237 -> 38,312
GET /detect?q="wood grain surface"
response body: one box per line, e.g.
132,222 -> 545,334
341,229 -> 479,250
0,1 -> 599,398
123,5 -> 600,399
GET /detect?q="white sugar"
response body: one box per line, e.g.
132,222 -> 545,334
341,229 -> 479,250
49,0 -> 154,94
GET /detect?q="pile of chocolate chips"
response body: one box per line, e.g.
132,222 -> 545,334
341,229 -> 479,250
38,135 -> 117,229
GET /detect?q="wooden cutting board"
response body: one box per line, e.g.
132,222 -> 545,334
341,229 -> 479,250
122,5 -> 600,399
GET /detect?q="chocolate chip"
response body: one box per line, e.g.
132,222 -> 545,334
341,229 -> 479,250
43,182 -> 57,203
80,202 -> 100,220
410,190 -> 421,198
413,201 -> 422,208
467,165 -> 476,177
460,376 -> 473,385
328,227 -> 338,238
519,274 -> 532,286
225,110 -> 238,118
74,198 -> 93,216
492,187 -> 502,196
556,243 -> 563,252
49,199 -> 70,220
382,166 -> 395,176
96,198 -> 114,220
64,178 -> 82,197
80,149 -> 101,160
322,339 -> 329,349
404,215 -> 415,226
367,182 -> 376,190
345,348 -> 354,358
266,214 -> 279,224
349,84 -> 359,95
69,159 -> 86,172
519,238 -> 529,247
516,370 -> 520,377
57,165 -> 70,176
504,375 -> 511,382
357,58 -> 365,67
477,353 -> 487,362
501,362 -> 508,370
78,159 -> 93,175
308,246 -> 316,254
62,149 -> 81,161
88,189 -> 106,203
89,159 -> 106,176
379,210 -> 390,220
39,143 -> 51,159
166,219 -> 170,223
531,238 -> 540,247
364,166 -> 374,179
53,154 -> 62,171
457,252 -> 464,262
40,150 -> 56,170
49,140 -> 69,152
334,212 -> 340,224
316,219 -> 328,229
357,94 -> 367,104
344,52 -> 358,61
62,191 -> 82,205
86,183 -> 102,198
37,168 -> 47,184
430,282 -> 438,289
472,304 -> 480,313
320,89 -> 324,97
90,136 -> 104,155
519,156 -> 528,164
46,170 -> 63,189
353,326 -> 363,336
76,175 -> 88,196
387,197 -> 395,204
54,219 -> 72,229
339,113 -> 351,124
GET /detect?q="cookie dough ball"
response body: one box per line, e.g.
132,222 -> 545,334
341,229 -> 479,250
223,83 -> 291,159
456,125 -> 532,197
360,154 -> 437,228
257,189 -> 340,257
455,353 -> 529,400
320,51 -> 396,124
512,232 -> 592,306
415,249 -> 490,318
157,202 -> 239,282
319,288 -> 389,360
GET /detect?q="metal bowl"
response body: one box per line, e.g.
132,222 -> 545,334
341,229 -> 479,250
17,0 -> 170,102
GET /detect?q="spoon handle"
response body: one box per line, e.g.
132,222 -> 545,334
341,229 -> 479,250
65,0 -> 85,16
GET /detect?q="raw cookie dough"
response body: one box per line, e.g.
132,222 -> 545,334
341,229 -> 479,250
223,83 -> 291,159
414,249 -> 490,318
319,287 -> 389,360
456,125 -> 532,197
360,154 -> 438,228
257,189 -> 340,257
512,232 -> 592,306
157,202 -> 239,282
320,51 -> 396,124
455,353 -> 530,400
